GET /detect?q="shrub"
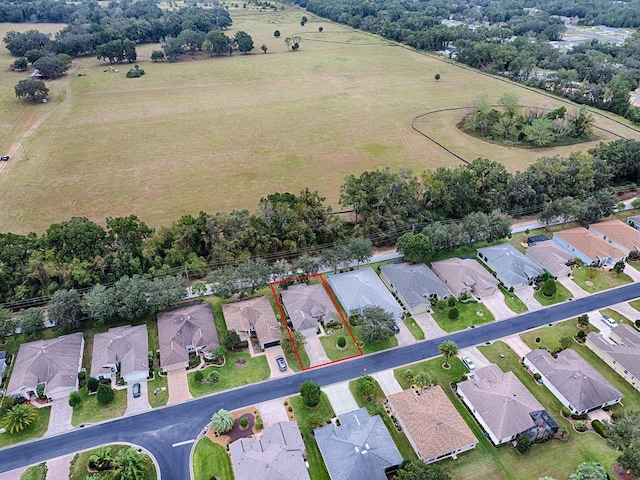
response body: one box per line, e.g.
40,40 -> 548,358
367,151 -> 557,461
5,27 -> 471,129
36,384 -> 46,400
515,434 -> 531,454
307,413 -> 324,429
273,30 -> 281,37
287,406 -> 292,412
300,380 -> 321,407
96,384 -> 114,405
541,278 -> 557,297
194,371 -> 204,382
561,407 -> 571,418
255,416 -> 264,430
126,66 -> 145,78
239,417 -> 249,428
636,319 -> 640,328
535,337 -> 541,343
87,377 -> 99,393
337,337 -> 346,348
591,419 -> 606,437
577,314 -> 590,327
68,391 -> 82,407
325,320 -> 342,329
403,369 -> 415,381
207,371 -> 221,383
534,373 -> 541,381
574,421 -> 587,432
448,307 -> 459,320
576,330 -> 587,341
447,296 -> 456,307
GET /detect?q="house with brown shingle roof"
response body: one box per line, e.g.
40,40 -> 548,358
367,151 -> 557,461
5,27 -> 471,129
91,325 -> 148,384
431,258 -> 499,298
524,348 -> 623,414
589,219 -> 640,255
229,421 -> 310,480
387,385 -> 477,463
586,324 -> 640,393
553,227 -> 626,267
525,241 -> 575,278
7,332 -> 84,401
157,303 -> 219,372
457,364 -> 558,445
281,283 -> 338,337
222,296 -> 282,349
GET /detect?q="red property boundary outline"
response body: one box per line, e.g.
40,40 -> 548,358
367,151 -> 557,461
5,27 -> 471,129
269,274 -> 363,370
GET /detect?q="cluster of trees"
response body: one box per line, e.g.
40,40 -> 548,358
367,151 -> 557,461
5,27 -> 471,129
463,95 -> 594,147
14,78 -> 49,101
1,136 -> 638,305
161,28 -> 254,60
604,409 -> 640,476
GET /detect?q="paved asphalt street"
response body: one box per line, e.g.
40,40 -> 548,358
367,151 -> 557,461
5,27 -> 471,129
1,282 -> 639,479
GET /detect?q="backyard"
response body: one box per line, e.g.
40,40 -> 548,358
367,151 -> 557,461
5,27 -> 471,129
187,352 -> 270,397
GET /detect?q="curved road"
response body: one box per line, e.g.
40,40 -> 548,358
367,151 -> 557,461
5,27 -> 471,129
1,283 -> 639,478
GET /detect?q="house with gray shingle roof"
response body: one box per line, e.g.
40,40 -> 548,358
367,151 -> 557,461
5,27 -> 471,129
525,241 -> 575,278
314,408 -> 402,480
281,283 -> 338,337
586,324 -> 640,393
91,325 -> 148,384
627,214 -> 640,231
477,244 -> 544,289
524,348 -> 623,414
222,296 -> 282,349
457,364 -> 558,445
387,385 -> 477,463
157,303 -> 219,372
229,421 -> 309,480
327,268 -> 403,320
380,263 -> 450,314
431,258 -> 498,298
7,332 -> 84,401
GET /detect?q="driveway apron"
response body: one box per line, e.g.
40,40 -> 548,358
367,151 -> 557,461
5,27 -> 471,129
167,370 -> 193,405
45,399 -> 73,436
305,336 -> 330,367
323,382 -> 360,416
125,381 -> 152,416
411,312 -> 447,340
372,369 -> 403,396
395,321 -> 415,346
559,276 -> 589,299
482,294 -> 514,320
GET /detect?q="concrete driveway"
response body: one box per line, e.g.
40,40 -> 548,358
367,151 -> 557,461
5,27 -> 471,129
516,286 -> 543,311
559,276 -> 588,299
265,346 -> 294,378
610,302 -> 640,321
587,311 -> 615,339
412,312 -> 446,340
502,335 -> 532,359
324,382 -> 359,416
305,336 -> 330,367
623,263 -> 640,282
482,294 -> 514,320
45,399 -> 73,436
372,369 -> 402,396
45,453 -> 74,480
395,320 -> 415,346
125,381 -> 151,416
458,346 -> 492,370
167,369 -> 192,405
255,398 -> 289,428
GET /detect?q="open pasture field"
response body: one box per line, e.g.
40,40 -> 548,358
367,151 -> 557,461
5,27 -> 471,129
2,12 -> 640,234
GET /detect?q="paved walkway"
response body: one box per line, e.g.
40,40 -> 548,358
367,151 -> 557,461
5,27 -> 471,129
372,369 -> 402,396
46,453 -> 74,480
167,370 -> 192,405
45,399 -> 73,436
503,335 -> 532,359
623,264 -> 640,282
516,286 -> 543,311
610,302 -> 640,322
265,345 -> 294,378
559,276 -> 588,299
305,336 -> 330,367
125,381 -> 151,416
411,312 -> 446,340
323,381 -> 359,416
395,321 -> 415,347
482,294 -> 514,320
255,398 -> 289,428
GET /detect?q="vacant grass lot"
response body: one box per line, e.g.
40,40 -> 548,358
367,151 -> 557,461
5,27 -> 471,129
71,387 -> 127,426
0,407 -> 50,448
290,393 -> 333,480
2,13 -> 640,234
192,437 -> 233,480
431,301 -> 494,332
571,267 -> 632,292
188,352 -> 269,396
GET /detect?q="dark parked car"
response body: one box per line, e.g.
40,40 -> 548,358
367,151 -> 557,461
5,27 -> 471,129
0,156 -> 9,161
132,383 -> 141,398
392,323 -> 400,334
276,355 -> 287,372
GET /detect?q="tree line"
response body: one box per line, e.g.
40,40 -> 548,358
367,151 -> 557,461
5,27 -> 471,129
0,138 -> 638,304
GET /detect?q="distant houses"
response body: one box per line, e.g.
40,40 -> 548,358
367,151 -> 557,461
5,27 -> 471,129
222,296 -> 282,349
281,283 -> 338,337
588,219 -> 640,255
157,303 -> 219,372
91,325 -> 149,384
586,324 -> 640,393
524,348 -> 623,414
387,386 -> 477,463
327,268 -> 403,320
431,258 -> 499,298
477,244 -> 544,290
380,263 -> 450,314
314,408 -> 403,480
457,364 -> 558,445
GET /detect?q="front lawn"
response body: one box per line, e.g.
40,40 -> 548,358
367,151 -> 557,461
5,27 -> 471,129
520,318 -> 598,352
192,437 -> 233,480
402,314 -> 425,340
349,326 -> 398,354
71,387 -> 127,426
290,393 -> 333,480
599,308 -> 631,326
348,377 -> 418,461
0,406 -> 50,448
571,267 -> 632,293
394,356 -> 467,390
630,299 -> 640,312
431,301 -> 494,333
533,281 -> 573,306
148,370 -> 168,408
68,444 -> 157,480
20,463 -> 47,480
319,328 -> 361,362
500,287 -> 528,314
188,352 -> 269,397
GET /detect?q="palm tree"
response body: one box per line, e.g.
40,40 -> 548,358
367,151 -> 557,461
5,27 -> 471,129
2,403 -> 38,434
438,340 -> 459,369
415,372 -> 432,392
211,409 -> 234,433
88,446 -> 113,471
112,447 -> 146,480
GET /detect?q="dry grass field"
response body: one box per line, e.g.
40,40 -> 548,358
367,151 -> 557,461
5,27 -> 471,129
1,11 -> 640,234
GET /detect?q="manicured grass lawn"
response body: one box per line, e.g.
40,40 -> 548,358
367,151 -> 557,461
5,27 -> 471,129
350,326 -> 398,354
71,387 -> 127,426
431,301 -> 494,333
499,286 -> 528,314
188,352 -> 269,397
20,463 -> 47,480
319,328 -> 361,361
520,318 -> 599,351
192,437 -> 233,480
627,260 -> 640,272
402,314 -> 425,340
394,356 -> 468,390
533,281 -> 573,306
600,308 -> 631,326
146,314 -> 168,407
571,267 -> 632,293
630,299 -> 640,312
68,444 -> 157,480
0,406 -> 50,449
290,393 -> 333,480
348,377 -> 418,461
283,341 -> 310,371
